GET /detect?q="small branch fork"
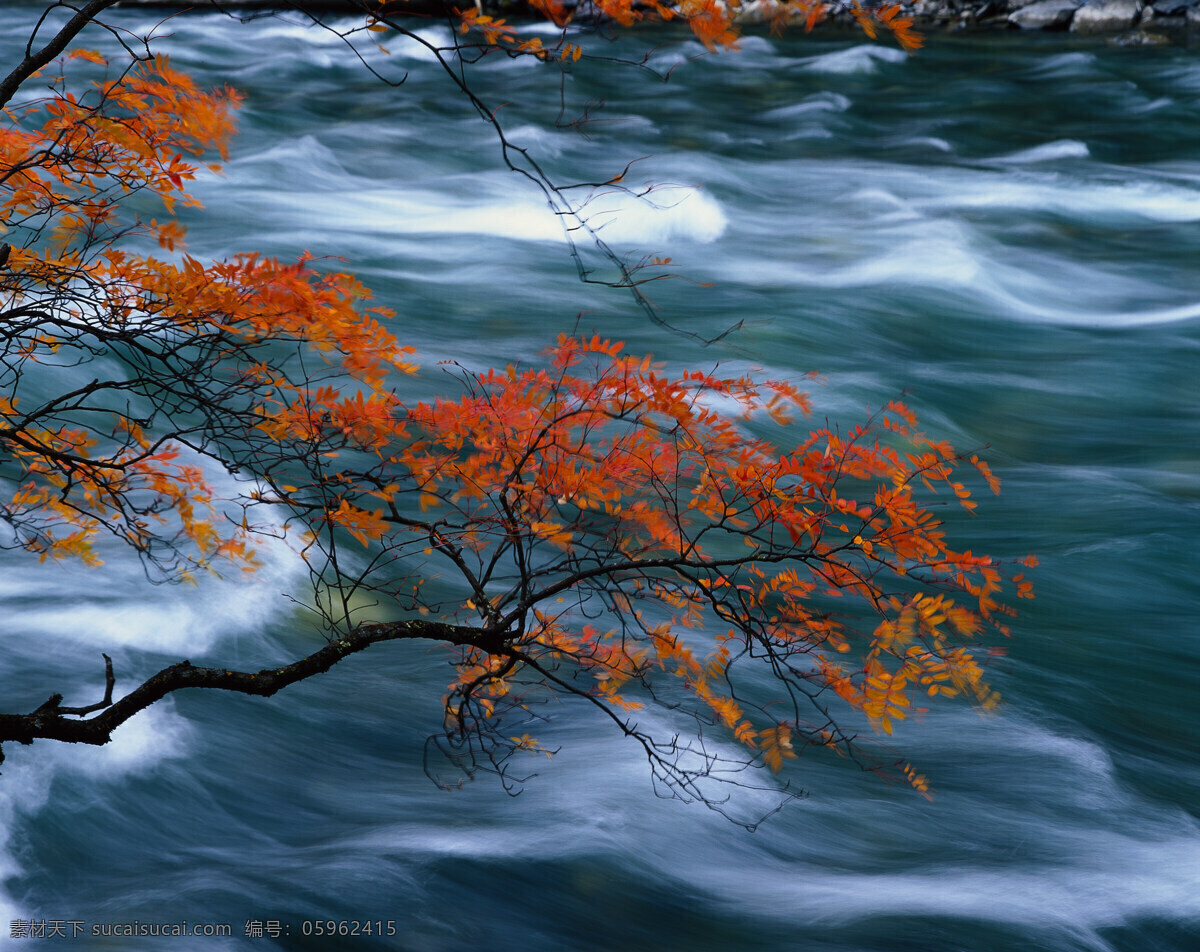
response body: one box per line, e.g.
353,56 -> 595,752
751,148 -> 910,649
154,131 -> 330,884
32,652 -> 115,717
0,619 -> 490,766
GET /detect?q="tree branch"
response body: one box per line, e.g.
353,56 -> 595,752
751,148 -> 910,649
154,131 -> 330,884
0,619 -> 495,764
0,1 -> 124,111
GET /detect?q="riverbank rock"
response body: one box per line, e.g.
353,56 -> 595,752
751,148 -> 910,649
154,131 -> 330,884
731,0 -> 1191,38
1009,0 -> 1085,28
105,0 -> 1200,40
1071,0 -> 1144,30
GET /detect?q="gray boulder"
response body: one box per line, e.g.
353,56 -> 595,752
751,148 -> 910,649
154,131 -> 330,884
1071,0 -> 1144,30
1150,0 -> 1196,13
1009,0 -> 1084,27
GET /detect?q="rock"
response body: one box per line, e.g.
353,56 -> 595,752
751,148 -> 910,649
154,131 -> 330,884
1149,13 -> 1189,25
1009,0 -> 1084,28
95,0 -> 1193,40
731,1 -> 771,24
1109,26 -> 1172,38
1071,0 -> 1144,31
912,0 -> 949,17
1150,0 -> 1200,13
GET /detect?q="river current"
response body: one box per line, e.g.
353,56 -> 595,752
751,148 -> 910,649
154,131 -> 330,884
2,5 -> 1199,950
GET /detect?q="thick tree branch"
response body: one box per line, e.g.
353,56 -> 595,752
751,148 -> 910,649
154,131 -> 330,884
0,619 -> 496,763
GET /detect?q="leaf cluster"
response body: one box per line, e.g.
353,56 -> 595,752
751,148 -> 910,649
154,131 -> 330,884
256,333 -> 1034,802
0,5 -> 1024,817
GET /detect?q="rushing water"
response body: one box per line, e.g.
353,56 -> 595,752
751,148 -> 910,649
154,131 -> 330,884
3,5 -> 1199,950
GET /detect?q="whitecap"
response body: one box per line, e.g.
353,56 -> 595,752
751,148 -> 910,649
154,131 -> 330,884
762,216 -> 985,291
218,133 -> 349,190
577,185 -> 728,246
297,179 -> 729,248
799,44 -> 907,76
48,702 -> 195,782
727,34 -> 778,58
500,123 -> 571,158
223,19 -> 358,48
389,26 -> 459,62
782,127 -> 834,141
763,92 -> 852,121
1,458 -> 306,656
839,187 -> 922,223
729,832 -> 1200,940
993,140 -> 1091,165
1021,51 -> 1098,81
0,755 -> 57,924
909,136 -> 953,153
516,20 -> 584,36
920,172 -> 1200,224
1131,96 -> 1175,115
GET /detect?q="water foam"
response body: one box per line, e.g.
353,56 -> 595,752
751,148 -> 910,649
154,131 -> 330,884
0,459 -> 311,921
763,92 -> 853,121
266,178 -> 730,249
800,44 -> 908,76
703,717 -> 1200,948
992,140 -> 1091,165
730,835 -> 1200,947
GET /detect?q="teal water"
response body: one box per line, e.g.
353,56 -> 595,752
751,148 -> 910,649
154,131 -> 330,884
2,7 -> 1199,950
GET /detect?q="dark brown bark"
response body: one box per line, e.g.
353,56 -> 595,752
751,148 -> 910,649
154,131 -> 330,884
0,618 -> 494,764
0,1 -> 125,111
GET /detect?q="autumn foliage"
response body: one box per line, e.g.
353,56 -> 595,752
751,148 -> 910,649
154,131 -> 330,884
274,334 -> 1034,799
0,3 -> 1027,810
1,50 -> 410,576
449,0 -> 922,57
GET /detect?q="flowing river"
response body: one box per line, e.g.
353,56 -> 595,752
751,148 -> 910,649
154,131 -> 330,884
2,5 -> 1199,950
